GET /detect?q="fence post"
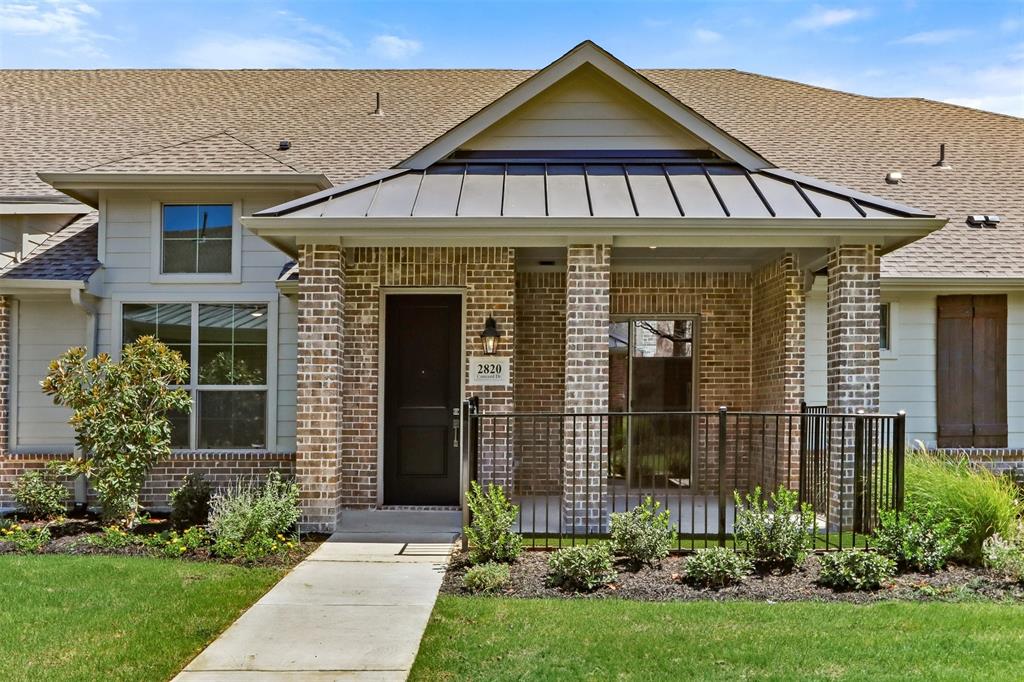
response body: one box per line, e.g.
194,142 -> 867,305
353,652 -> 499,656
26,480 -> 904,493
853,409 -> 866,534
718,406 -> 728,548
894,410 -> 906,512
460,397 -> 479,552
798,400 -> 808,505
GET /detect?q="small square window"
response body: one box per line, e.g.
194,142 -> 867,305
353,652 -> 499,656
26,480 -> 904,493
162,204 -> 233,274
198,390 -> 267,449
880,303 -> 891,351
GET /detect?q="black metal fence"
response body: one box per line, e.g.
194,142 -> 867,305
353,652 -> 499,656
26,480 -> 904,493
462,399 -> 905,552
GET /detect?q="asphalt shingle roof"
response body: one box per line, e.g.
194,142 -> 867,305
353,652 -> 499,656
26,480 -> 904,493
0,213 -> 100,282
0,67 -> 1020,278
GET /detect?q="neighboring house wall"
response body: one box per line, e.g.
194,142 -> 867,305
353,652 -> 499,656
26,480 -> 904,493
805,280 -> 1024,451
0,214 -> 73,270
11,297 -> 85,451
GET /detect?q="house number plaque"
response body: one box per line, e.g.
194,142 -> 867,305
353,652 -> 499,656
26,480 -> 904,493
469,356 -> 510,386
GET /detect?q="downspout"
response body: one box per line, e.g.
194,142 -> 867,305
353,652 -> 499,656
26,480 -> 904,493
69,287 -> 99,507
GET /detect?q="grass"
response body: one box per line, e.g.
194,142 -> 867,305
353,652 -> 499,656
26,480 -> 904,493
411,596 -> 1024,681
0,554 -> 283,682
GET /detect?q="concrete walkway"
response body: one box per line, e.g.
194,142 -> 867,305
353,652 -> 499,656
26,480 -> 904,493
174,511 -> 460,681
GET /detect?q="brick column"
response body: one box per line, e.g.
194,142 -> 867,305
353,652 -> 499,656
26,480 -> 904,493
0,296 -> 9,456
563,244 -> 610,533
296,242 -> 344,532
826,244 -> 880,527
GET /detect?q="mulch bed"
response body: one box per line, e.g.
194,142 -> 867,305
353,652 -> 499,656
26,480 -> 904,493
0,515 -> 324,568
441,550 -> 1024,603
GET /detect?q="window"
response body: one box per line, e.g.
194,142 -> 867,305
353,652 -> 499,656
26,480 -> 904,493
879,303 -> 891,351
162,204 -> 233,274
122,302 -> 269,450
608,319 -> 696,487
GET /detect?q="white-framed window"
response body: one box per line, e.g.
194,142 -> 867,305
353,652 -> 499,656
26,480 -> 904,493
880,301 -> 897,358
150,201 -> 242,283
120,301 -> 271,450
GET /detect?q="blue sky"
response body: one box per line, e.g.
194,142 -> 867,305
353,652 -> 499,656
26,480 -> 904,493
1,0 -> 1021,116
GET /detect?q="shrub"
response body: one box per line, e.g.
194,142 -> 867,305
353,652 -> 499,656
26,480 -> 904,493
818,550 -> 896,591
683,547 -> 752,588
610,497 -> 673,566
169,473 -> 212,530
904,447 -> 1020,563
208,471 -> 301,561
82,525 -> 135,550
982,534 -> 1024,582
42,337 -> 192,527
464,482 -> 522,565
142,526 -> 212,558
734,485 -> 814,570
873,504 -> 962,573
462,562 -> 511,593
12,463 -> 70,520
547,543 -> 617,592
0,523 -> 51,553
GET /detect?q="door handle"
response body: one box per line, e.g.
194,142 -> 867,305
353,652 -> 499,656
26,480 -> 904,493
452,407 -> 461,448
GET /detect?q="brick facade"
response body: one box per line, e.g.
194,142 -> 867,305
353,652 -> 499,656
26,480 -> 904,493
295,242 -> 345,531
826,244 -> 881,525
341,247 -> 515,510
564,244 -> 611,532
0,296 -> 8,456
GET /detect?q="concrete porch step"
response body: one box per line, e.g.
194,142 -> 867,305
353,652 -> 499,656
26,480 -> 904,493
331,509 -> 462,544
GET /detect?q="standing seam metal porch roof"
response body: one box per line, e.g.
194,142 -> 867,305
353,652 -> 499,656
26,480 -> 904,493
259,161 -> 932,220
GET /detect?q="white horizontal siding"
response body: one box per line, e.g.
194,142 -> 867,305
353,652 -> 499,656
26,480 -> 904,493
14,299 -> 86,449
462,66 -> 708,151
804,283 -> 1024,449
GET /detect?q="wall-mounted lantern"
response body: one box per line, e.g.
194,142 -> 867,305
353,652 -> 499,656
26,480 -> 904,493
479,315 -> 503,356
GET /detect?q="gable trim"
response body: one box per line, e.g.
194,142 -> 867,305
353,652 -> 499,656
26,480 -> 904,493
398,41 -> 772,171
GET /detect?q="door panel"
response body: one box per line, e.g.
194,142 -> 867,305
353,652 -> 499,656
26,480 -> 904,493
384,294 -> 461,505
937,295 -> 974,447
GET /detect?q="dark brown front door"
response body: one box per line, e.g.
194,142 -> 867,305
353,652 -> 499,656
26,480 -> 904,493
384,294 -> 461,505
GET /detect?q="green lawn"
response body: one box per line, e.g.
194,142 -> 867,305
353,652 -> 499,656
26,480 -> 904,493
0,555 -> 283,682
411,596 -> 1024,681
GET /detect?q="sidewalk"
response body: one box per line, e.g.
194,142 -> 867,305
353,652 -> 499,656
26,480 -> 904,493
174,513 -> 459,681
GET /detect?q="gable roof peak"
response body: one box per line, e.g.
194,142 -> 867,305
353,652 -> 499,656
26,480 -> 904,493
397,40 -> 773,172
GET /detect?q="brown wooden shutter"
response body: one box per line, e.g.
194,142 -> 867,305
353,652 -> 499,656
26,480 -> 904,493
971,295 -> 1007,448
937,295 -> 975,447
936,294 -> 1007,448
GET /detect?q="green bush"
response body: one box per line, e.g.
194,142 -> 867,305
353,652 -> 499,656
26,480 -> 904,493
464,482 -> 522,565
873,504 -> 962,573
905,448 -> 1020,563
462,562 -> 511,593
142,526 -> 212,558
12,463 -> 70,520
42,337 -> 192,527
547,543 -> 617,592
683,547 -> 752,588
169,473 -> 212,530
208,471 -> 301,561
734,485 -> 814,570
0,523 -> 51,553
818,550 -> 896,591
610,497 -> 673,566
982,534 -> 1024,582
82,525 -> 136,550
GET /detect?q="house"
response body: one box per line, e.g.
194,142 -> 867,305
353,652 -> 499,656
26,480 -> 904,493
0,41 -> 1020,532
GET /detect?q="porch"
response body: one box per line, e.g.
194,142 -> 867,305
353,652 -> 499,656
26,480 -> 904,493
464,403 -> 906,550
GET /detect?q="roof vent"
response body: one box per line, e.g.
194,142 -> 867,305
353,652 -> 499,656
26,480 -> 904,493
967,215 -> 1000,228
371,92 -> 384,116
278,140 -> 291,151
933,143 -> 952,169
885,171 -> 903,184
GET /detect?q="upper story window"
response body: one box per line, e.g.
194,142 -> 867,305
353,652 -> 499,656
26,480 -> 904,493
162,204 -> 233,274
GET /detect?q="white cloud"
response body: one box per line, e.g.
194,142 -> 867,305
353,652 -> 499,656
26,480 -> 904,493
178,36 -> 339,68
792,6 -> 871,31
693,28 -> 722,45
369,34 -> 422,61
1001,17 -> 1022,33
893,29 -> 972,45
0,0 -> 108,57
275,10 -> 352,50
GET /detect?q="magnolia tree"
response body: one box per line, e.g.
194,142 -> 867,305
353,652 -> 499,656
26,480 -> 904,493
42,336 -> 192,527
